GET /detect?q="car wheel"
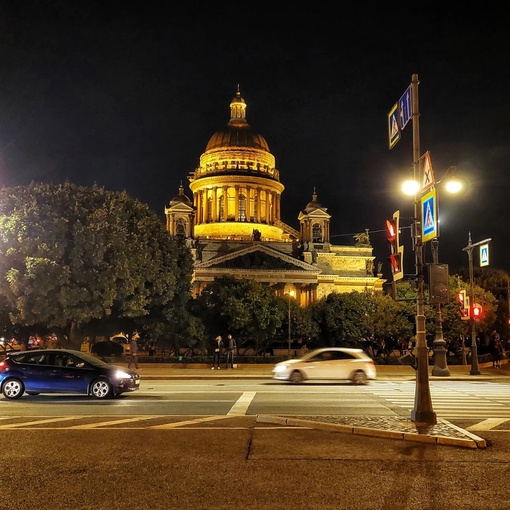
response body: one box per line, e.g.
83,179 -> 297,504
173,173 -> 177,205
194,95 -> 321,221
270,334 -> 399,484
2,378 -> 25,399
290,370 -> 304,384
352,370 -> 367,385
90,378 -> 113,399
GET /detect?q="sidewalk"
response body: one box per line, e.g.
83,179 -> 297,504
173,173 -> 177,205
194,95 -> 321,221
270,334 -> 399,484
121,360 -> 509,449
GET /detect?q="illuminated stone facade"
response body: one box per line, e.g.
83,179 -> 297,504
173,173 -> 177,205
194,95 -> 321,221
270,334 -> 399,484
165,88 -> 385,304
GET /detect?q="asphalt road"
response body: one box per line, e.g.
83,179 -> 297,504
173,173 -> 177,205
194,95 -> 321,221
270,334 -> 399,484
3,416 -> 509,510
2,376 -> 510,509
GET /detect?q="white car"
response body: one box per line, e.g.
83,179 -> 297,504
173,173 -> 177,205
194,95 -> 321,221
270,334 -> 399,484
272,347 -> 377,385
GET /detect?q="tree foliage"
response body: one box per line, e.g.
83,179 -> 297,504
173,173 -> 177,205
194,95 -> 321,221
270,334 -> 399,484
0,182 -> 193,346
191,276 -> 283,353
310,291 -> 376,347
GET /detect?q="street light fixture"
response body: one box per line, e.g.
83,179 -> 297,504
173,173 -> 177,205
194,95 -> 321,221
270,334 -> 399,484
285,289 -> 296,358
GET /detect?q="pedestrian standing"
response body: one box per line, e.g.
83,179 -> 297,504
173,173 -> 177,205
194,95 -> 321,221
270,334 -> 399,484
212,336 -> 223,369
490,330 -> 501,368
225,334 -> 236,368
493,333 -> 503,369
128,330 -> 140,370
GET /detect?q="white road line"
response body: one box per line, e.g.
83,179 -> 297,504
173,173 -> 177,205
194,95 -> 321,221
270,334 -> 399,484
68,415 -> 160,429
1,416 -> 89,428
150,415 -> 232,429
466,418 -> 510,431
228,391 -> 256,415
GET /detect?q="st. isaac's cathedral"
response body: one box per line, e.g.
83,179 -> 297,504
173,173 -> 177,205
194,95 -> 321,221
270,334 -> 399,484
164,88 -> 385,306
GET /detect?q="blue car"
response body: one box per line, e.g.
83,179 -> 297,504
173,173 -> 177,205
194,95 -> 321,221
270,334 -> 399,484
0,349 -> 141,400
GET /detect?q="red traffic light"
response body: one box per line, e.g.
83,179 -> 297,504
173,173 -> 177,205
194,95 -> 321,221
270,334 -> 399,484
472,303 -> 483,320
386,219 -> 397,243
456,290 -> 466,305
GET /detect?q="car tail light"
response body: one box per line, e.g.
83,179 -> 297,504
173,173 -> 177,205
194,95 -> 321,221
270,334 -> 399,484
0,360 -> 6,369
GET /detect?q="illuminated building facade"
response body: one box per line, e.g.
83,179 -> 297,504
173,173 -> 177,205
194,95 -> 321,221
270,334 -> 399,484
165,88 -> 385,305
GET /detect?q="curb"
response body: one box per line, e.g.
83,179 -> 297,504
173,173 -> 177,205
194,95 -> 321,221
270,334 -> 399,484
255,415 -> 487,449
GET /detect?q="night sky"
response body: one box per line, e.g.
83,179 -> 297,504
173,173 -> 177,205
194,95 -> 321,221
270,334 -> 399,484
0,3 -> 508,279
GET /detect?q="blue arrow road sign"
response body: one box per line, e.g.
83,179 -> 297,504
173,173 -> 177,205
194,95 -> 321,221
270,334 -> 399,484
399,86 -> 412,129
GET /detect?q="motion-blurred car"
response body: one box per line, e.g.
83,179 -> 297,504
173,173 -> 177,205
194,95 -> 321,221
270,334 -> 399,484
272,347 -> 377,385
0,349 -> 140,400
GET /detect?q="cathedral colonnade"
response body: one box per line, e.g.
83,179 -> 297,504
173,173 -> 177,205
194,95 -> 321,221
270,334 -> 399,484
193,185 -> 281,225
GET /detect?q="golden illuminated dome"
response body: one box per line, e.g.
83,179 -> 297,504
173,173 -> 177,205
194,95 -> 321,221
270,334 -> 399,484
205,88 -> 270,152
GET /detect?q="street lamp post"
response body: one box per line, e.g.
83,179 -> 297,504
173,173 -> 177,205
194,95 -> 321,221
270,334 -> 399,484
430,167 -> 462,377
285,290 -> 296,358
431,238 -> 450,376
463,233 -> 492,375
409,74 -> 436,424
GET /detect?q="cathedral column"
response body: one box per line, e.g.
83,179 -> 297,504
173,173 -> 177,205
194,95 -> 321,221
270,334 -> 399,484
197,190 -> 203,224
235,186 -> 240,220
202,190 -> 209,223
255,188 -> 261,222
246,185 -> 252,220
212,187 -> 218,221
222,186 -> 228,221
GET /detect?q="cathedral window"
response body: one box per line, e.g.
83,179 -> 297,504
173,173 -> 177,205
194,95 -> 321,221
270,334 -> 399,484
312,222 -> 323,242
239,194 -> 246,221
207,196 -> 212,222
219,195 -> 224,221
176,218 -> 186,236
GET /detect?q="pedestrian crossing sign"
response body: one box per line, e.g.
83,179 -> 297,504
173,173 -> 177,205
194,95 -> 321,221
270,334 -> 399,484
480,244 -> 489,267
388,103 -> 400,149
421,189 -> 437,243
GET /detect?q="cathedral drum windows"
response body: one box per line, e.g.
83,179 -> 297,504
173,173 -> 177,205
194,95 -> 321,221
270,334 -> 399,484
312,222 -> 323,243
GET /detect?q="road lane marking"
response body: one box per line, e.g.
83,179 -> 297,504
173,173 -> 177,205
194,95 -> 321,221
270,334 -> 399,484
0,416 -> 89,428
68,416 -> 160,429
228,391 -> 256,415
466,418 -> 510,431
149,415 -> 232,429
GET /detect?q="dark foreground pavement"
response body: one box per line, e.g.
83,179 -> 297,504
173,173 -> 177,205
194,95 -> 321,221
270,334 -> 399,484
118,360 -> 510,450
5,415 -> 510,510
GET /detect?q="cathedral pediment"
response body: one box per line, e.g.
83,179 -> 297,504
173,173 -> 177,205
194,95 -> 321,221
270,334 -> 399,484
196,244 -> 319,273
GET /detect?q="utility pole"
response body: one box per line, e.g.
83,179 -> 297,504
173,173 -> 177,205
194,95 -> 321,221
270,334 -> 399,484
462,232 -> 492,376
409,74 -> 436,424
431,239 -> 450,376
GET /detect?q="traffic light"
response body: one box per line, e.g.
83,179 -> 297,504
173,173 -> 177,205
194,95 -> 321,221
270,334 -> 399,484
456,290 -> 470,320
429,263 -> 449,304
386,210 -> 404,281
472,303 -> 483,321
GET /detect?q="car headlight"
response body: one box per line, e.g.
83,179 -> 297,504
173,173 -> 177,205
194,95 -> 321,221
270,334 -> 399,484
273,365 -> 288,373
115,370 -> 133,379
